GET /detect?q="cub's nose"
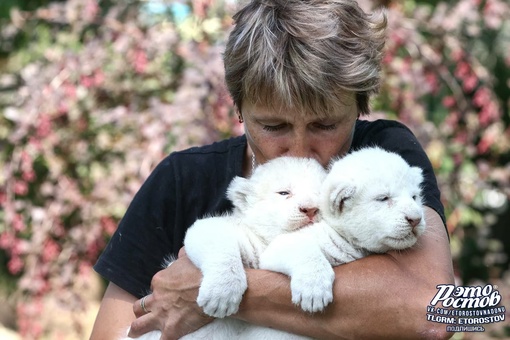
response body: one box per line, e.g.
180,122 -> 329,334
300,207 -> 318,220
406,216 -> 422,228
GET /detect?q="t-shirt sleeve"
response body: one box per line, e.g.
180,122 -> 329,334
93,136 -> 245,298
93,155 -> 178,298
354,120 -> 446,226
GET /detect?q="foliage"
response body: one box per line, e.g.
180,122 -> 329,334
0,0 -> 240,337
373,0 -> 510,285
0,0 -> 509,338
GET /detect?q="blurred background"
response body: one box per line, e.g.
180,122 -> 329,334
0,0 -> 508,339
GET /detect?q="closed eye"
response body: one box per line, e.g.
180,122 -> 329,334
313,123 -> 337,131
277,191 -> 290,196
263,124 -> 287,132
376,195 -> 390,202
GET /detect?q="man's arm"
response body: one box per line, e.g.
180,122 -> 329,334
90,282 -> 137,339
235,207 -> 454,340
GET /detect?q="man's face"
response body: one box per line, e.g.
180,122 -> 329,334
241,93 -> 358,168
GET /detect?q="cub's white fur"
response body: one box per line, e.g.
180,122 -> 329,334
125,147 -> 426,340
261,147 -> 426,295
123,157 -> 327,340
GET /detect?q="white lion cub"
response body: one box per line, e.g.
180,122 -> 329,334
238,147 -> 427,339
260,147 -> 426,316
124,156 -> 327,340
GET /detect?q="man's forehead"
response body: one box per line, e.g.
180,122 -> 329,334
244,102 -> 354,121
242,91 -> 356,118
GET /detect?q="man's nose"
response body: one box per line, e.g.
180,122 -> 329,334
285,134 -> 312,158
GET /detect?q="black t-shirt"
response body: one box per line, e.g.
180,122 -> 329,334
94,119 -> 445,298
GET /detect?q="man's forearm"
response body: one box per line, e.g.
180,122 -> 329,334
235,207 -> 454,340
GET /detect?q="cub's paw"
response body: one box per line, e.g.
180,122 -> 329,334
197,269 -> 248,318
290,266 -> 335,313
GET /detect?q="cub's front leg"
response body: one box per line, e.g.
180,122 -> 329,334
184,216 -> 248,318
259,225 -> 335,313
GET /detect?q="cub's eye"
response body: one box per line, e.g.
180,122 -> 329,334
376,195 -> 390,202
412,195 -> 418,200
277,191 -> 290,196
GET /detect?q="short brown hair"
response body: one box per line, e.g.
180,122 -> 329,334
224,0 -> 386,116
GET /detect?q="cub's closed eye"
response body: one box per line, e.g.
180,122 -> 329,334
376,195 -> 390,202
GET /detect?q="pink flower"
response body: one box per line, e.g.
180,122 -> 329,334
36,114 -> 52,138
472,87 -> 490,107
79,262 -> 92,276
42,239 -> 61,262
455,61 -> 471,79
14,180 -> 29,196
477,135 -> 493,154
57,102 -> 69,114
382,52 -> 394,65
442,96 -> 456,108
51,220 -> 65,238
22,170 -> 36,182
0,232 -> 14,250
28,137 -> 43,151
450,49 -> 465,62
84,0 -> 100,23
13,214 -> 26,232
80,75 -> 94,88
11,238 -> 29,256
483,0 -> 506,29
462,75 -> 478,93
132,49 -> 148,74
16,300 -> 44,338
94,70 -> 105,86
100,216 -> 117,235
425,72 -> 439,93
8,256 -> 24,275
479,102 -> 499,126
20,150 -> 31,163
86,240 -> 102,259
63,82 -> 77,98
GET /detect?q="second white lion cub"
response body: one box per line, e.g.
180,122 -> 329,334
260,147 -> 426,318
238,147 -> 426,339
123,156 -> 327,340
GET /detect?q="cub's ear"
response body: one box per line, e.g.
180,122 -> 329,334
328,183 -> 356,215
226,177 -> 252,211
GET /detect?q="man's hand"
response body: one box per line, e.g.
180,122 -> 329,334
128,250 -> 213,340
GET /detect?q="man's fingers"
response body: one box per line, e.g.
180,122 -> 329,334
128,312 -> 158,338
133,294 -> 153,317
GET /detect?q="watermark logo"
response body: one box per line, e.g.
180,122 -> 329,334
426,284 -> 506,333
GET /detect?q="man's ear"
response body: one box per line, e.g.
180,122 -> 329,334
329,183 -> 356,215
226,177 -> 252,211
